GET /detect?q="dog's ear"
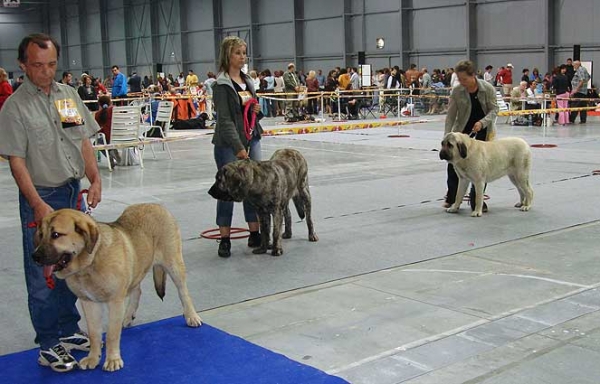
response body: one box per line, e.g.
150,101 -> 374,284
33,225 -> 43,249
236,162 -> 254,184
74,216 -> 99,254
458,141 -> 468,158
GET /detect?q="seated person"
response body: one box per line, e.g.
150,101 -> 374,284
330,87 -> 360,119
94,95 -> 121,167
525,81 -> 542,125
510,81 -> 528,111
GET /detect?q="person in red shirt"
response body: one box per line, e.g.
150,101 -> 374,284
0,67 -> 13,111
94,95 -> 121,167
94,76 -> 108,95
498,63 -> 514,96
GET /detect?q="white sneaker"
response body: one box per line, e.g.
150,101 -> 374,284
38,344 -> 78,372
59,331 -> 91,352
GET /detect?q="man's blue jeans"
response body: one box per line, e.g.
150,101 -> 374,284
214,138 -> 262,227
20,178 -> 84,350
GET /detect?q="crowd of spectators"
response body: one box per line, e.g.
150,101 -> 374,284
1,58 -> 596,122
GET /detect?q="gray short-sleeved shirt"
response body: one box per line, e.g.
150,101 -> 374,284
0,76 -> 99,187
572,66 -> 591,94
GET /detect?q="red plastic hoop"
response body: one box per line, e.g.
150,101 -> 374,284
388,134 -> 410,138
199,227 -> 250,240
530,144 -> 557,148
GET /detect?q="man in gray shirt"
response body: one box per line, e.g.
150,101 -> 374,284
0,33 -> 102,373
569,60 -> 591,124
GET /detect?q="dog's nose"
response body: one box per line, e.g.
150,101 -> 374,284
32,248 -> 44,265
207,185 -> 217,198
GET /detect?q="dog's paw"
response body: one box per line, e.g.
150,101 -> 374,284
520,205 -> 531,212
446,207 -> 459,213
309,233 -> 319,242
271,248 -> 283,256
514,202 -> 523,208
79,354 -> 101,370
471,210 -> 482,217
282,231 -> 292,239
252,247 -> 268,254
122,314 -> 136,328
185,313 -> 202,327
103,357 -> 124,372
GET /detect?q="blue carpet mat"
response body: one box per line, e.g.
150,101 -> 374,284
0,316 -> 348,384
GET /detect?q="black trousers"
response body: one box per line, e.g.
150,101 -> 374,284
445,128 -> 487,208
569,92 -> 587,123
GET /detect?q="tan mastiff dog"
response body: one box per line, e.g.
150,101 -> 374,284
440,132 -> 534,217
32,203 -> 202,371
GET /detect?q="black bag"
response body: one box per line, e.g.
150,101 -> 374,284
172,117 -> 207,130
145,126 -> 164,137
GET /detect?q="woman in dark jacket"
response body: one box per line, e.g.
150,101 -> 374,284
211,36 -> 264,258
78,74 -> 98,111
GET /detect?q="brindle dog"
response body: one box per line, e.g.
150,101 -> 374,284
208,148 -> 318,256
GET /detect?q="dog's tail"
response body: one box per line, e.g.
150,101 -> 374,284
153,265 -> 166,300
292,195 -> 306,220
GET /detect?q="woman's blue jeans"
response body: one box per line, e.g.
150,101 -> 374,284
19,178 -> 84,350
214,138 -> 262,227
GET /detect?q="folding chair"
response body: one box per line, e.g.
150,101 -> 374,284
92,131 -> 113,171
359,90 -> 378,119
143,100 -> 174,159
110,106 -> 144,169
496,90 -> 512,124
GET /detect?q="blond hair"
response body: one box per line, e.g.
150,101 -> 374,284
217,36 -> 247,73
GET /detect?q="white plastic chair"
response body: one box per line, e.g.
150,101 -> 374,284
496,90 -> 511,124
143,100 -> 174,159
92,131 -> 113,171
110,106 -> 144,169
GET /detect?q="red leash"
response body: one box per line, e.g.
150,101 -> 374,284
243,98 -> 259,141
28,189 -> 90,289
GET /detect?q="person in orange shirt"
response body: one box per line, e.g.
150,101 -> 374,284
337,68 -> 351,90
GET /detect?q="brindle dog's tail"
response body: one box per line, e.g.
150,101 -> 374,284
153,265 -> 166,300
292,194 -> 306,220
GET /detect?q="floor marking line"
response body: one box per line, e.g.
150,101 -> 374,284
401,268 -> 591,288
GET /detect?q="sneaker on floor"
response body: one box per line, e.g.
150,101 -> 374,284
60,331 -> 91,352
38,344 -> 78,372
247,232 -> 261,248
218,239 -> 231,258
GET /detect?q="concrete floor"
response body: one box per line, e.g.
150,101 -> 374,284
1,114 -> 600,383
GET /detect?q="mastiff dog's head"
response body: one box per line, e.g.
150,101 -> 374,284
208,159 -> 256,202
32,209 -> 99,279
440,132 -> 469,162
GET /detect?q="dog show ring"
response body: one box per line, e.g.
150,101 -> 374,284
200,227 -> 250,240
